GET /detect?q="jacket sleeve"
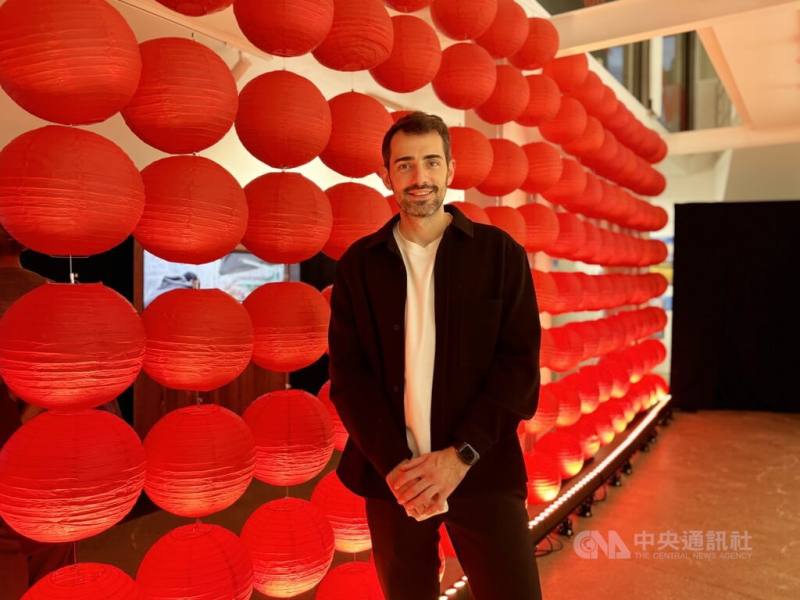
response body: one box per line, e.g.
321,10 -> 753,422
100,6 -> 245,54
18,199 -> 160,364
451,239 -> 541,458
327,256 -> 412,478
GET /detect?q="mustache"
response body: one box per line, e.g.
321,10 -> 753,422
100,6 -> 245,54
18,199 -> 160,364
403,185 -> 439,194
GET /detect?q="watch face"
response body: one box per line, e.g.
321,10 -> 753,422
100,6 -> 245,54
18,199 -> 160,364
459,444 -> 477,464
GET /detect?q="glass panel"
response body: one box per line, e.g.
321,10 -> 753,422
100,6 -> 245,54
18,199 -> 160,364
536,0 -> 617,15
591,42 -> 649,105
661,34 -> 689,131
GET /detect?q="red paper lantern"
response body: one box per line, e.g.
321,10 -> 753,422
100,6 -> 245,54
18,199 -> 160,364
571,71 -> 604,111
0,283 -> 144,410
316,562 -> 384,600
142,289 -> 253,391
448,201 -> 491,224
476,139 -> 527,197
484,206 -> 526,247
122,37 -> 237,154
321,92 -> 393,178
244,281 -> 331,371
547,213 -> 586,261
542,159 -> 587,207
566,418 -> 601,459
432,43 -> 497,109
156,1 -> 232,15
542,54 -> 589,92
244,389 -> 334,486
539,96 -> 588,145
318,380 -> 348,452
475,64 -> 530,124
448,127 -> 493,189
509,17 -> 559,70
236,70 -> 331,169
430,0 -> 498,40
549,271 -> 584,313
521,141 -> 562,194
311,471 -> 370,553
549,329 -> 583,374
242,172 -> 332,264
137,523 -> 253,600
241,497 -> 335,598
576,366 -> 602,414
144,404 -> 255,517
22,563 -> 140,600
518,203 -> 558,253
524,449 -> 561,504
524,384 -> 559,437
568,171 -> 603,217
535,429 -> 583,479
234,0 -> 333,56
323,183 -> 392,260
0,410 -> 145,543
370,15 -> 441,93
0,0 -> 141,125
387,0 -> 432,11
135,156 -> 247,264
562,116 -> 605,158
531,270 -> 558,314
313,0 -> 393,71
516,74 -> 561,127
475,0 -> 528,58
0,126 -> 144,257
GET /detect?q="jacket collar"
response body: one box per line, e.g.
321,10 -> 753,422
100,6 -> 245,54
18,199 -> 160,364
365,202 -> 474,251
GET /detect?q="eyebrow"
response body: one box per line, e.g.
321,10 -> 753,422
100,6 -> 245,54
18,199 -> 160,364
393,154 -> 444,164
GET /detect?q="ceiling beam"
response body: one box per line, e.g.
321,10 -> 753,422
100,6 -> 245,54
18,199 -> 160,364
666,124 -> 800,155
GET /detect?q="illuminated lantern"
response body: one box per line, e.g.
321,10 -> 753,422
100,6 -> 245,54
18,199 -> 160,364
0,410 -> 145,543
323,183 -> 392,260
311,471 -> 370,553
22,563 -> 140,600
430,0 -> 497,40
313,0 -> 393,71
521,141 -> 562,194
0,283 -> 144,410
317,562 -> 383,600
137,523 -> 253,600
156,1 -> 232,15
242,172 -> 332,264
542,54 -> 589,92
600,400 -> 628,433
244,389 -> 334,486
449,127 -> 493,189
565,419 -> 601,459
535,429 -> 583,479
475,65 -> 529,124
524,384 -> 559,437
476,139 -> 527,197
476,0 -> 528,58
563,116 -> 605,158
370,15 -> 441,93
321,92 -> 393,178
449,201 -> 491,225
546,212 -> 586,261
135,156 -> 247,264
241,498 -> 335,598
549,271 -> 583,314
318,380 -> 348,451
516,74 -> 560,127
600,356 -> 632,399
572,221 -> 601,264
484,206 -> 526,247
0,0 -> 141,125
524,450 -> 561,504
142,289 -> 253,391
143,404 -> 255,517
518,203 -> 559,253
531,270 -> 558,314
432,43 -> 497,109
509,17 -> 559,70
0,126 -> 144,257
236,70 -> 331,168
542,159 -> 586,207
387,0 -> 431,11
549,327 -> 582,374
589,407 -> 615,445
122,38 -> 237,154
554,371 -> 583,426
539,96 -> 588,145
234,0 -> 333,56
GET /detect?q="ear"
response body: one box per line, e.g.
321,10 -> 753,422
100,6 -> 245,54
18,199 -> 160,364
379,166 -> 393,191
446,159 -> 456,187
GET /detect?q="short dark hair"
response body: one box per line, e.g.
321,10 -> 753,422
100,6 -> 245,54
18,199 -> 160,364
381,111 -> 451,169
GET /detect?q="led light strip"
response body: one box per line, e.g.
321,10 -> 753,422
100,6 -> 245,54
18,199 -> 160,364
438,394 -> 672,600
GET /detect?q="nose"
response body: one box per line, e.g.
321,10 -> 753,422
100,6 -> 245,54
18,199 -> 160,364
410,164 -> 430,187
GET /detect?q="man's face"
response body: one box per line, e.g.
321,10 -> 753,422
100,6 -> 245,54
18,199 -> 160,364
381,130 -> 455,218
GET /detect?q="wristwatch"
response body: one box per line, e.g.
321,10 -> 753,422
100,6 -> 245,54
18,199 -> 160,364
453,442 -> 480,466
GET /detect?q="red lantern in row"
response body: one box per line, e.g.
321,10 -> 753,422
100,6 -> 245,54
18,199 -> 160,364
510,17 -> 559,70
485,205 -> 526,247
518,203 -> 559,253
542,158 -> 586,207
475,0 -> 528,58
539,96 -> 588,145
313,0 -> 393,71
433,42 -> 497,109
323,182 -> 392,260
311,471 -> 371,553
450,201 -> 491,224
535,429 -> 584,479
531,270 -> 558,314
524,449 -> 561,504
516,74 -> 560,127
430,0 -> 498,41
234,0 -> 334,57
475,64 -> 529,124
448,127 -> 493,190
370,15 -> 441,93
542,54 -> 588,92
522,141 -> 562,194
524,384 -> 559,438
476,138 -> 527,197
22,563 -> 140,600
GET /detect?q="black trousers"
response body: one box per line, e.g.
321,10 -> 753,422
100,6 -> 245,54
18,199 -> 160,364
366,491 -> 542,600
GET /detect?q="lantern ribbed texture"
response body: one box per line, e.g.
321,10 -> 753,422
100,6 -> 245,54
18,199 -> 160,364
475,0 -> 529,58
242,172 -> 332,264
516,74 -> 560,127
546,213 -> 586,260
566,419 -> 601,459
234,0 -> 333,57
244,389 -> 334,486
475,64 -> 529,125
568,172 -> 603,217
432,43 -> 497,110
313,0 -> 393,71
0,126 -> 144,257
531,270 -> 558,314
550,271 -> 583,314
156,0 -> 232,15
135,156 -> 247,264
143,404 -> 255,518
0,410 -> 145,543
542,54 -> 589,92
549,327 -> 583,373
449,201 -> 491,225
431,0 -> 497,40
539,96 -> 588,145
476,139 -> 527,197
576,365 -> 602,413
542,159 -> 587,207
522,141 -> 563,194
316,562 -> 384,600
241,497 -> 335,598
318,380 -> 348,451
236,71 -> 330,169
311,471 -> 370,552
510,17 -> 559,70
21,563 -> 141,600
448,127 -> 493,190
484,206 -> 526,247
323,183 -> 392,260
321,92 -> 393,178
518,203 -> 559,253
137,523 -> 253,600
524,449 -> 561,504
141,289 -> 253,391
524,384 -> 558,437
535,429 -> 584,479
563,116 -> 605,158
387,0 -> 432,11
0,283 -> 144,410
244,281 -> 331,371
370,15 -> 441,93
0,0 -> 141,125
121,37 -> 237,154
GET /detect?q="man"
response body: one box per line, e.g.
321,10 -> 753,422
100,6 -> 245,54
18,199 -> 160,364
328,112 -> 542,599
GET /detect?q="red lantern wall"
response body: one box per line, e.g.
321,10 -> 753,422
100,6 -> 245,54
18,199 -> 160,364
542,54 -> 589,92
311,471 -> 370,553
370,15 -> 442,93
449,201 -> 491,224
432,43 -> 497,109
516,74 -> 560,127
522,141 -> 563,194
485,206 -> 526,247
475,0 -> 528,59
517,203 -> 558,253
510,17 -> 559,70
430,0 -> 498,40
476,138 -> 527,197
22,563 -> 141,600
524,449 -> 561,504
448,127 -> 493,190
323,182 -> 392,260
313,0 -> 394,71
234,0 -> 334,57
535,429 -> 584,479
539,96 -> 588,145
475,64 -> 529,124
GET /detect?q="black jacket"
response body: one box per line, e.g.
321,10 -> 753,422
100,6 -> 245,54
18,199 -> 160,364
328,203 -> 541,500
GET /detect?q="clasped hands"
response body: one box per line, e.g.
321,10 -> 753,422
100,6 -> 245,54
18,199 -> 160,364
385,447 -> 471,522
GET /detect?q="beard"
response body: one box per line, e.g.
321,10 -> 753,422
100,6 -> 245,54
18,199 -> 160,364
397,184 -> 446,217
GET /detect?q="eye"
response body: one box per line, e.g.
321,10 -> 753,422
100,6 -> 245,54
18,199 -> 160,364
427,159 -> 441,168
397,162 -> 410,172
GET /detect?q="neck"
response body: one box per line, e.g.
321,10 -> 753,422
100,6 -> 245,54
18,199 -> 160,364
398,206 -> 452,246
